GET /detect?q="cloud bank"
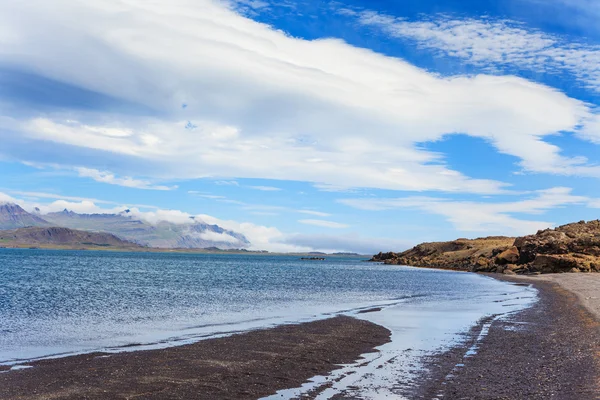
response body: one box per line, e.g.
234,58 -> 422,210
0,0 -> 598,193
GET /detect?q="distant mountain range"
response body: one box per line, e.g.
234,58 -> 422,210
0,203 -> 250,250
0,226 -> 142,249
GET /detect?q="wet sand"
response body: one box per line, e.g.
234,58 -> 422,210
414,275 -> 600,399
0,316 -> 390,400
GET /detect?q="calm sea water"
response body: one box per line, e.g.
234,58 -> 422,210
0,249 -> 536,397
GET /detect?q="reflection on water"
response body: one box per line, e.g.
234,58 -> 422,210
264,280 -> 536,399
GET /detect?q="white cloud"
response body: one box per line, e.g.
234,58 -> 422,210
350,11 -> 600,92
0,192 -> 20,205
188,192 -> 332,217
215,181 -> 240,186
247,185 -> 282,191
579,114 -> 600,144
7,190 -> 118,205
0,0 -> 596,191
188,192 -> 227,200
34,200 -> 117,215
588,199 -> 600,208
299,219 -> 350,229
195,230 -> 241,244
282,233 -> 412,254
197,213 -> 312,253
76,167 -> 177,191
339,187 -> 589,235
296,210 -> 332,217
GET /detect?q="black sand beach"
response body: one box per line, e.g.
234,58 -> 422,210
413,276 -> 600,399
0,316 -> 390,400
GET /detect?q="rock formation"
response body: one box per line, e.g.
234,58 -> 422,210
371,220 -> 600,274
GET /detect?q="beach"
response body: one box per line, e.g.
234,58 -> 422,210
0,316 -> 390,400
411,274 -> 600,399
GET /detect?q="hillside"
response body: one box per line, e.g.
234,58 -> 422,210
371,220 -> 600,274
0,227 -> 143,249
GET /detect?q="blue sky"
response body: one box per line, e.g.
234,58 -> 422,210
1,0 -> 600,253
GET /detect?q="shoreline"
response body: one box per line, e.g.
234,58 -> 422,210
0,246 -> 368,257
2,270 -> 599,399
0,316 -> 390,400
411,274 -> 600,399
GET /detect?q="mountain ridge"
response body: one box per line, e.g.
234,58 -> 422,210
0,203 -> 250,250
0,203 -> 51,230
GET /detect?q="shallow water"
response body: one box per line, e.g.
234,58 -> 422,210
0,248 -> 536,397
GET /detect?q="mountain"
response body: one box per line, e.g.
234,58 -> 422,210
0,203 -> 250,250
0,203 -> 50,229
42,209 -> 250,249
0,227 -> 143,249
371,220 -> 600,274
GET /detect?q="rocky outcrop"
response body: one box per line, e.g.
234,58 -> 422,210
370,252 -> 401,262
369,237 -> 515,271
371,220 -> 600,274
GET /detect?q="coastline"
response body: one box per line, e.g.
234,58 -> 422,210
412,274 -> 600,399
0,316 -> 390,400
3,265 -> 598,399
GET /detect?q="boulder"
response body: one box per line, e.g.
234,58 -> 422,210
495,246 -> 520,265
533,254 -> 579,273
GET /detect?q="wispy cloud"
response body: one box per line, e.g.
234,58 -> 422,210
247,185 -> 282,191
296,210 -> 332,217
282,233 -> 412,254
188,192 -> 227,200
339,187 -> 589,235
7,190 -> 117,205
214,180 -> 240,186
312,184 -> 359,193
346,10 -> 600,92
189,191 -> 331,217
76,167 -> 177,191
299,219 -> 350,229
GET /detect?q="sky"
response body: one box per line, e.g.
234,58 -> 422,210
1,0 -> 600,253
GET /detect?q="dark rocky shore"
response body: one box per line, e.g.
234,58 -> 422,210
0,316 -> 390,400
412,276 -> 600,399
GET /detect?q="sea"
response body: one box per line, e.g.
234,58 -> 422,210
0,249 -> 536,398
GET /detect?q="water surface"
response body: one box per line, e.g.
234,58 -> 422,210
0,249 -> 535,397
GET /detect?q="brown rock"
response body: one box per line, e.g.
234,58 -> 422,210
504,264 -> 519,271
495,246 -> 520,265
